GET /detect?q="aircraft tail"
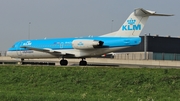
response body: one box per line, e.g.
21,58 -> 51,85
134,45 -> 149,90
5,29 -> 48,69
101,8 -> 173,37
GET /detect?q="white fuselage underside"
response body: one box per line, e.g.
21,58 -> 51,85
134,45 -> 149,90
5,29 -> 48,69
7,47 -> 128,59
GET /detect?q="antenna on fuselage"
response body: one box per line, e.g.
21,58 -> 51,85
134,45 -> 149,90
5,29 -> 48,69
111,20 -> 114,32
28,22 -> 31,40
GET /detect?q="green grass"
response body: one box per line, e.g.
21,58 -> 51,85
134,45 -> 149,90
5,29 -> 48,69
0,65 -> 180,101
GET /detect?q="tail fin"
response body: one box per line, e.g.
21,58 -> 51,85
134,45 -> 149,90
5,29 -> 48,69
101,8 -> 173,37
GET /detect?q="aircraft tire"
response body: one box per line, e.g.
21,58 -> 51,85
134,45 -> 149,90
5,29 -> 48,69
60,60 -> 68,66
79,61 -> 87,66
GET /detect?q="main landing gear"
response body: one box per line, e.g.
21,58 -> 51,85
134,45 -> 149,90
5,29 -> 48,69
60,58 -> 68,66
59,58 -> 87,66
79,58 -> 87,66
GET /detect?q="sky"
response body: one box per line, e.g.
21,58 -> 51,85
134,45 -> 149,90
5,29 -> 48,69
0,0 -> 179,51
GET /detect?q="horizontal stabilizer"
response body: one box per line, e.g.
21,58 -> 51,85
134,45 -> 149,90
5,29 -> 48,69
135,8 -> 174,16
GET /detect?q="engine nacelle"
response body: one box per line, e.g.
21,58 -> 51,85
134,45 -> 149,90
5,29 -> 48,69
72,39 -> 103,49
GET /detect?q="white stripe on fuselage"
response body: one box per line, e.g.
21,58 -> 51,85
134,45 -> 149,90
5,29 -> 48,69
7,47 -> 128,59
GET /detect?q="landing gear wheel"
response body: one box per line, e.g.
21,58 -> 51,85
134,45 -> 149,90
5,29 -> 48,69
79,60 -> 87,66
60,60 -> 68,66
21,58 -> 24,65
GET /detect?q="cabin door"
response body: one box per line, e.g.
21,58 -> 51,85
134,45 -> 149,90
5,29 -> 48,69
16,42 -> 22,56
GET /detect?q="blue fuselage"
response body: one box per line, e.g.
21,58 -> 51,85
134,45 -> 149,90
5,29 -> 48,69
8,36 -> 141,51
7,36 -> 141,58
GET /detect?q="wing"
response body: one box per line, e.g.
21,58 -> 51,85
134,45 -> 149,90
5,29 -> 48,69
20,46 -> 74,56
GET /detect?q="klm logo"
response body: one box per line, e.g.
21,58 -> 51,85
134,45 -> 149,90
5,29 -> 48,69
122,18 -> 141,31
78,42 -> 83,46
23,41 -> 32,46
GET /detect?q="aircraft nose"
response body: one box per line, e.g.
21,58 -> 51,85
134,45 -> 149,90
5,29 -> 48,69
6,51 -> 11,57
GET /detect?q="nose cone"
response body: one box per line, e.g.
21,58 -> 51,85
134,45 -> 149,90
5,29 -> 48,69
6,51 -> 11,57
6,46 -> 16,57
6,50 -> 15,57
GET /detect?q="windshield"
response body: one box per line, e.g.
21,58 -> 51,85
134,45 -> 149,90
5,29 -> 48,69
11,45 -> 15,48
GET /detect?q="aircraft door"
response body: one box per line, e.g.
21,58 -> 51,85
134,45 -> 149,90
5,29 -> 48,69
16,42 -> 22,56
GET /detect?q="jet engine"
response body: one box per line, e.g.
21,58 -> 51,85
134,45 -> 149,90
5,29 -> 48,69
72,39 -> 103,49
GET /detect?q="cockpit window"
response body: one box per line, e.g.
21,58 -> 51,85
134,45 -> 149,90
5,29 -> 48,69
12,45 -> 15,48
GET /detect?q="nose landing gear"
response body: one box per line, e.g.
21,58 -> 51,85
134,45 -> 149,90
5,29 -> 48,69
21,58 -> 24,64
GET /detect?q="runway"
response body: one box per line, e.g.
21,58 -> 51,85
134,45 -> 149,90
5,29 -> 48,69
0,56 -> 180,68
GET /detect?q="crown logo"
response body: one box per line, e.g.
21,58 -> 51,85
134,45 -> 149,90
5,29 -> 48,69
78,42 -> 83,46
127,18 -> 136,25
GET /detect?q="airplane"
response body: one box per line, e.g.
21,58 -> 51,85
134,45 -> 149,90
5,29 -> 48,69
6,8 -> 173,66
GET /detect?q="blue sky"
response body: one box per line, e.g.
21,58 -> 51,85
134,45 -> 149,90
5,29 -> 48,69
0,0 -> 178,50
